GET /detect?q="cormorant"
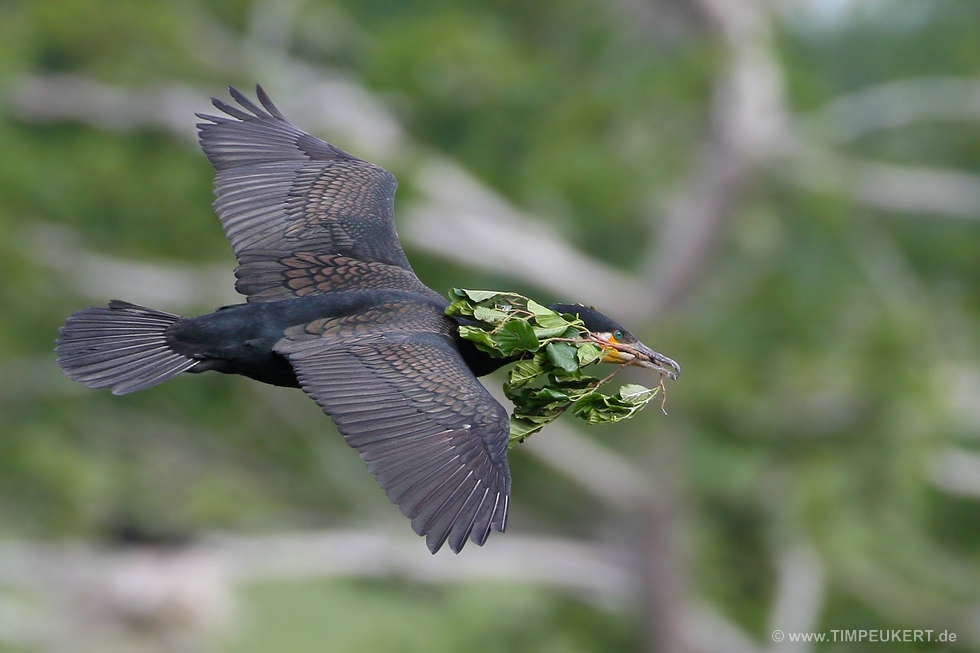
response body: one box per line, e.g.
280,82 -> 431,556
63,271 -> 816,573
56,87 -> 680,553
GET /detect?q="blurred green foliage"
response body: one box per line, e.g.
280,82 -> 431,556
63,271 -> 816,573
231,580 -> 639,653
0,0 -> 979,651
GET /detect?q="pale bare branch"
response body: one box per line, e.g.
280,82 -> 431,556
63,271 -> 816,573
0,531 -> 764,652
766,547 -> 825,653
403,159 -> 646,313
520,423 -> 654,505
684,603 -> 764,653
2,74 -> 208,141
780,145 -> 980,220
26,223 -> 239,310
801,76 -> 980,144
930,447 -> 980,498
643,0 -> 791,311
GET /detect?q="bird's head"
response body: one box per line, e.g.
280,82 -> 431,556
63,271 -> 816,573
547,304 -> 681,380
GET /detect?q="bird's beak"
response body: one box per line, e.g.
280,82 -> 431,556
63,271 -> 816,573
600,341 -> 681,380
631,341 -> 681,380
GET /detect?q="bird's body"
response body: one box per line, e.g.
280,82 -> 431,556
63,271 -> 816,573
56,87 -> 678,553
169,290 -> 454,388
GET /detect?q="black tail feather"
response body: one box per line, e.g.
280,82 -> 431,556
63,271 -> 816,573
56,300 -> 196,395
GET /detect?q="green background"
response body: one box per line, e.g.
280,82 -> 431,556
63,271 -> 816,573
1,0 -> 979,651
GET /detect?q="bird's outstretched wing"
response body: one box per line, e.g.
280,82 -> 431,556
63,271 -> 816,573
196,86 -> 431,302
276,300 -> 511,553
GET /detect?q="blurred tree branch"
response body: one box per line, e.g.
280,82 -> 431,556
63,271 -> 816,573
778,145 -> 980,220
800,76 -> 980,143
6,1 -> 980,652
639,0 -> 790,313
766,547 -> 825,653
0,531 -> 766,653
639,0 -> 789,650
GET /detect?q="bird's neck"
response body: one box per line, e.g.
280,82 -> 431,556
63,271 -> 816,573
455,337 -> 517,377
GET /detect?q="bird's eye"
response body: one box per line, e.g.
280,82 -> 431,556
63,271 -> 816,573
613,330 -> 624,341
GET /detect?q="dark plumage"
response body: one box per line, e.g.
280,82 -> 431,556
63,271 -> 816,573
56,87 -> 678,553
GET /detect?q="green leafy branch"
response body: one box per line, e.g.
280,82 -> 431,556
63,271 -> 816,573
446,289 -> 666,447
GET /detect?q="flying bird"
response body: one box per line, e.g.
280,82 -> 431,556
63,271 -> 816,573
56,87 -> 680,553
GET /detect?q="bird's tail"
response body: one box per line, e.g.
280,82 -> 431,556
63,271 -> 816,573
56,300 -> 197,395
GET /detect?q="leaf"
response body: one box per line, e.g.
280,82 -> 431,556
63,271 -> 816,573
525,299 -> 551,316
531,323 -> 571,339
545,342 -> 579,373
508,360 -> 545,388
528,301 -> 569,328
571,384 -> 659,424
505,383 -> 569,409
447,287 -> 672,447
457,325 -> 502,355
444,299 -> 475,318
576,342 -> 604,367
525,301 -> 570,338
451,288 -> 506,302
473,306 -> 511,324
618,383 -> 655,403
524,386 -> 569,402
509,415 -> 551,445
548,370 -> 597,389
495,320 -> 539,356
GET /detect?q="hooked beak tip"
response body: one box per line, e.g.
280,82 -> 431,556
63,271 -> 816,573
633,343 -> 681,380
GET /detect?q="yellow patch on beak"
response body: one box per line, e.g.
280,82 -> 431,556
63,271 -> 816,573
595,333 -> 635,364
600,349 -> 635,364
